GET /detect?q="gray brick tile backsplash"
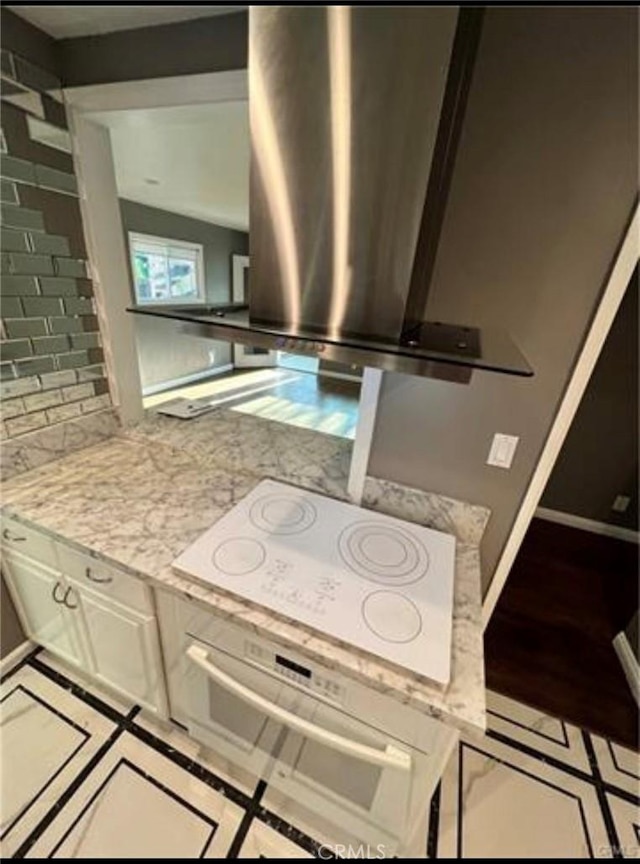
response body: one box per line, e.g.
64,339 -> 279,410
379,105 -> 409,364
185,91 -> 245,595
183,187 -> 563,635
31,334 -> 69,355
49,316 -> 83,334
1,205 -> 44,232
1,179 -> 19,204
6,410 -> 48,436
40,369 -> 76,390
1,275 -> 39,295
0,49 -> 14,78
1,227 -> 30,251
5,317 -> 48,338
38,276 -> 82,296
35,164 -> 78,196
1,338 -> 31,361
47,402 -> 82,424
80,393 -> 111,414
2,397 -> 25,418
76,364 -> 105,382
29,233 -> 70,256
13,55 -> 61,94
0,296 -> 23,317
1,103 -> 112,438
1,361 -> 15,380
62,382 -> 94,403
22,296 -> 63,316
10,252 -> 55,275
70,331 -> 100,350
63,297 -> 94,315
1,375 -> 39,398
57,350 -> 89,370
54,257 -> 86,278
23,388 -> 62,412
1,154 -> 36,185
15,356 -> 54,377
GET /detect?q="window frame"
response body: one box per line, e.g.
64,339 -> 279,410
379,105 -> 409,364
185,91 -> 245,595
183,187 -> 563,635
128,231 -> 206,306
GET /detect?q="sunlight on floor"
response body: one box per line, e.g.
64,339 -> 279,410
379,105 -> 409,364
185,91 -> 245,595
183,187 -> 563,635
142,368 -> 360,439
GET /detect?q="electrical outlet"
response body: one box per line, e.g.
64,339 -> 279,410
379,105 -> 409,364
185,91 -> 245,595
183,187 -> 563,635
487,433 -> 519,469
612,495 -> 630,513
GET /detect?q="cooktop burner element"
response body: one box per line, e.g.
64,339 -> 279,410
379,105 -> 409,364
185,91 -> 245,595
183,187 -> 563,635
338,521 -> 429,586
250,493 -> 317,535
212,537 -> 266,575
173,479 -> 456,685
362,591 -> 422,643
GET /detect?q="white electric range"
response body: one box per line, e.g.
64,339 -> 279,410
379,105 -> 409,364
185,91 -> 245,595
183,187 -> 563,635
172,479 -> 456,685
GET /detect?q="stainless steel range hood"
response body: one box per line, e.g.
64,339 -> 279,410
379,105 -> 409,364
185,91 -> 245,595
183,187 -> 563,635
129,6 -> 532,380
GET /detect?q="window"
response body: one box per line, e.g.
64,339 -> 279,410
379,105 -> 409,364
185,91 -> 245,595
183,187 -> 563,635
129,232 -> 205,305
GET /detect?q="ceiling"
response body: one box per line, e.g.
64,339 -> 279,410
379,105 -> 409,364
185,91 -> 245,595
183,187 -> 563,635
92,101 -> 249,231
8,6 -> 245,39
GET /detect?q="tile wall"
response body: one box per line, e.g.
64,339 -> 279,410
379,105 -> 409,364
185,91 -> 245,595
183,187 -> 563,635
0,48 -> 112,440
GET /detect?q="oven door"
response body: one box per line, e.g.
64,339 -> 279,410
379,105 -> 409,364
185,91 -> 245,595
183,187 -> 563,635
184,637 -> 294,780
185,641 -> 418,847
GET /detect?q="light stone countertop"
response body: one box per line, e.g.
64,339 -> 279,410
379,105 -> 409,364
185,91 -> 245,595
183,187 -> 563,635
1,411 -> 487,735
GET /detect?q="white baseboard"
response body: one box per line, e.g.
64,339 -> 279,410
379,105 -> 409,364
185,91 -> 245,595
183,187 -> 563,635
613,632 -> 640,707
535,507 -> 639,544
142,363 -> 234,397
0,639 -> 34,678
317,369 -> 363,384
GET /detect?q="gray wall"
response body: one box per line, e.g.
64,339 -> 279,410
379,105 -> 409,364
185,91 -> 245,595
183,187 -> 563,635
119,198 -> 248,391
57,11 -> 248,88
1,576 -> 25,658
541,271 -> 638,529
367,7 -> 638,593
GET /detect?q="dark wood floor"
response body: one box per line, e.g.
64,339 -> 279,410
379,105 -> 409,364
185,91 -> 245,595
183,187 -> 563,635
485,518 -> 638,750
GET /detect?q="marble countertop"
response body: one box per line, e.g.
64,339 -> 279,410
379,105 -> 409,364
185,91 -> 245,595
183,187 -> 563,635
1,412 -> 486,735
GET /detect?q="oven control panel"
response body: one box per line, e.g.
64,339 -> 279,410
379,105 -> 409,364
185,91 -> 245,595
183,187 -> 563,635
245,640 -> 346,706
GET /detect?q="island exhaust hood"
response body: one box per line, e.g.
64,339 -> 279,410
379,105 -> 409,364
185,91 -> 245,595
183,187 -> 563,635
129,7 -> 532,380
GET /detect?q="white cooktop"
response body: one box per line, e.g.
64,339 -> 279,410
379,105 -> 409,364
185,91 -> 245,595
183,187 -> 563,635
172,479 -> 456,684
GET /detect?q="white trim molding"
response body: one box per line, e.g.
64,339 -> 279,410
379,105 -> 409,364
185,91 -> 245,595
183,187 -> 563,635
142,363 -> 234,397
483,201 -> 639,628
348,367 -> 383,504
536,507 -> 639,544
0,639 -> 34,678
64,69 -> 248,114
613,632 -> 640,708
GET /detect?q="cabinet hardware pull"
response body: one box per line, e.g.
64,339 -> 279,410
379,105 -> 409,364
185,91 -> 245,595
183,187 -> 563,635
63,587 -> 78,610
3,528 -> 26,541
186,644 -> 412,772
52,582 -> 65,604
85,566 -> 113,584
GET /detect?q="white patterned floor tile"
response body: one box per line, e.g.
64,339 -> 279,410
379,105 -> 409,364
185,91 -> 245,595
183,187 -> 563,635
25,731 -> 244,858
607,793 -> 640,858
592,734 -> 640,798
0,665 -> 116,858
436,732 -> 612,858
486,690 -> 591,772
239,820 -> 315,858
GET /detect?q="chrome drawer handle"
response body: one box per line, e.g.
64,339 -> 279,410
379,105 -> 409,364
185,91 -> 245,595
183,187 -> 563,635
52,582 -> 65,604
63,587 -> 78,610
3,528 -> 26,542
85,566 -> 113,584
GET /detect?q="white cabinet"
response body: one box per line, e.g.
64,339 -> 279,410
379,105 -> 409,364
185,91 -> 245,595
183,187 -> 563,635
1,518 -> 167,716
2,550 -> 87,670
71,583 -> 166,713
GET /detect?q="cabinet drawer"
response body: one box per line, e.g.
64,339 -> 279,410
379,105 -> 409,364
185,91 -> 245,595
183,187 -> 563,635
56,543 -> 152,615
1,516 -> 56,565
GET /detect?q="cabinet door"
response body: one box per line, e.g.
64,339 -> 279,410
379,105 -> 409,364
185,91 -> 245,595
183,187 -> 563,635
2,551 -> 85,668
74,585 -> 166,714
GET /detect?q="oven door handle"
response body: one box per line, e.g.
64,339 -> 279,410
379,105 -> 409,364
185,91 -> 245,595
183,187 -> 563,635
186,644 -> 411,772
